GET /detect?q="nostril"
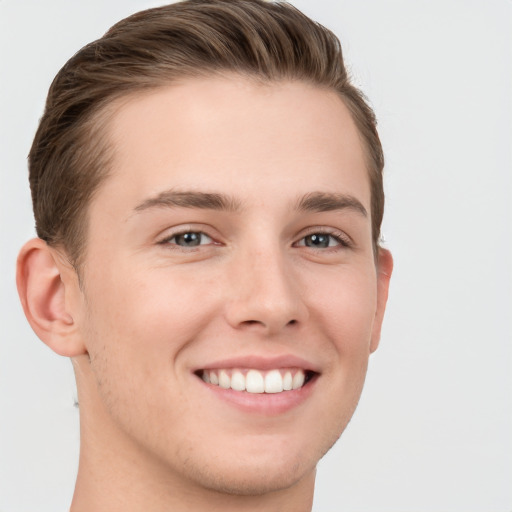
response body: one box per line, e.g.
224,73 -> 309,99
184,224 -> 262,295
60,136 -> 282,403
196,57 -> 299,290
241,319 -> 298,329
243,320 -> 262,326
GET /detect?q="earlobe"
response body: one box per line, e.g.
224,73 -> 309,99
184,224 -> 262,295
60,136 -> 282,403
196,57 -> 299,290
16,238 -> 87,357
370,248 -> 393,353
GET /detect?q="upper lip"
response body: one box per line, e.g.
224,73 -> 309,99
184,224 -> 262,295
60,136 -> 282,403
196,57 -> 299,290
194,354 -> 321,373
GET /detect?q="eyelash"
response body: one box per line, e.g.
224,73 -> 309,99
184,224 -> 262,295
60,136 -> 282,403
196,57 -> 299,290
294,229 -> 352,250
158,230 -> 214,250
158,228 -> 352,251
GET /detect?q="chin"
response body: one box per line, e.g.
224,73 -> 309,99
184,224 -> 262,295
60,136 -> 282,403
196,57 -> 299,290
186,457 -> 313,497
175,428 -> 340,498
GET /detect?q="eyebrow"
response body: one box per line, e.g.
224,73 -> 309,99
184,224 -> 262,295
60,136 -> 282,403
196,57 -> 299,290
295,192 -> 368,217
133,189 -> 367,217
134,190 -> 242,213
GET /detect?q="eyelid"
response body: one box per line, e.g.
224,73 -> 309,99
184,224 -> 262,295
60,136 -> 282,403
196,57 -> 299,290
156,224 -> 219,246
165,232 -> 213,245
294,227 -> 353,248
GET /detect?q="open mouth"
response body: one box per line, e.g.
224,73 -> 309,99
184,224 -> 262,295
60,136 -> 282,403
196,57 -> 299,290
196,368 -> 317,394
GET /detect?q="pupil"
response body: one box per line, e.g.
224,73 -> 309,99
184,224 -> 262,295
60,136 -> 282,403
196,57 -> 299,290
178,232 -> 201,246
306,234 -> 329,248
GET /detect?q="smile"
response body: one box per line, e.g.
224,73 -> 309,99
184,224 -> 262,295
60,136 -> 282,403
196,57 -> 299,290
199,368 -> 313,394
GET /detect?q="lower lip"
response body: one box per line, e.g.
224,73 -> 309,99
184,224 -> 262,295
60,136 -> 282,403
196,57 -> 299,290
197,375 -> 318,416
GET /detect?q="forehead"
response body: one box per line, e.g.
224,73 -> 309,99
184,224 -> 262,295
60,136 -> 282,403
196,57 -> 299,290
98,76 -> 370,212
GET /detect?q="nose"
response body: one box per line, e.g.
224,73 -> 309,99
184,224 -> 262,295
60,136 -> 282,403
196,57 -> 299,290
224,246 -> 308,336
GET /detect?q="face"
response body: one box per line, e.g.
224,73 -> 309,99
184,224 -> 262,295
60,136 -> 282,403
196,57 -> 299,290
70,76 -> 390,495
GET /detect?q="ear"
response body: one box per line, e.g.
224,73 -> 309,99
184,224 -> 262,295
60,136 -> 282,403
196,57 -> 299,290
16,238 -> 87,357
370,248 -> 393,353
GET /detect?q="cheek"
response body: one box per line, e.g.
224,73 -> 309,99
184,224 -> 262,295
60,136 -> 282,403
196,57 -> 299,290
79,262 -> 223,400
84,263 -> 213,340
77,268 -> 207,435
299,266 -> 377,428
308,266 -> 378,355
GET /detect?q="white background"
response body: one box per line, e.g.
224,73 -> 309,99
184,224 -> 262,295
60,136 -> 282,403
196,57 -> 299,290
1,1 -> 511,511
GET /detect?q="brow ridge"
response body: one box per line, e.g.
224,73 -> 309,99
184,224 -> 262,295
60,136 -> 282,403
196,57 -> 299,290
134,190 -> 242,212
295,192 -> 367,217
133,189 -> 367,218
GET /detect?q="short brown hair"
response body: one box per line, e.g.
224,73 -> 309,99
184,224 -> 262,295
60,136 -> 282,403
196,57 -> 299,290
29,0 -> 384,268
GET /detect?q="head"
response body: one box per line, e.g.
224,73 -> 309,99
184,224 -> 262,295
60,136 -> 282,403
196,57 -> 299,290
18,0 -> 392,505
28,0 -> 384,271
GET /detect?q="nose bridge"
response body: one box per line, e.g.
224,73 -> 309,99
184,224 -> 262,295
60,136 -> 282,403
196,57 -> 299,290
225,240 -> 306,334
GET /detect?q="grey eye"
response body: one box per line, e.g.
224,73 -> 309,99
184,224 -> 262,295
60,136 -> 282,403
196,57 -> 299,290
303,233 -> 337,248
171,232 -> 212,247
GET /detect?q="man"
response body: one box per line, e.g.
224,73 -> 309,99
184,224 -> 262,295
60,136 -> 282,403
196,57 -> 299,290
16,1 -> 392,510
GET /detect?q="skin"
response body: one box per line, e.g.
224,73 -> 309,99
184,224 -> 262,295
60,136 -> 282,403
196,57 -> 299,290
17,76 -> 392,512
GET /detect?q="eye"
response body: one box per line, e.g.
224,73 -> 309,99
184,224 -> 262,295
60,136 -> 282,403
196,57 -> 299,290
162,231 -> 213,247
296,232 -> 349,249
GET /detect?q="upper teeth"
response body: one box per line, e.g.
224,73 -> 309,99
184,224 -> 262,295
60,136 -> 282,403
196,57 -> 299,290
201,369 -> 306,394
